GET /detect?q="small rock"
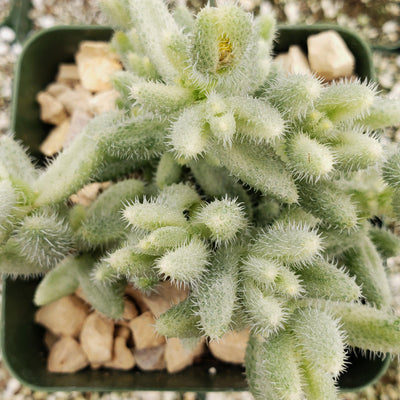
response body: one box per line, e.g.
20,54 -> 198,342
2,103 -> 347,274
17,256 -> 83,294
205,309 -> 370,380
56,64 -> 80,85
104,336 -> 135,370
11,42 -> 22,56
0,26 -> 16,43
69,182 -> 111,207
75,41 -> 122,92
129,311 -> 166,350
284,2 -> 300,24
36,92 -> 68,125
39,118 -> 70,156
64,109 -> 92,147
35,295 -> 89,338
115,325 -> 131,341
127,281 -> 189,317
44,330 -> 59,351
37,15 -> 56,29
3,378 -> 21,399
321,0 -> 340,19
89,90 -> 119,114
80,312 -> 115,364
307,30 -> 355,81
47,337 -> 89,373
379,72 -> 395,89
122,298 -> 139,320
165,338 -> 204,373
0,112 -> 10,131
125,285 -> 151,313
382,20 -> 399,35
57,87 -> 92,114
1,75 -> 12,99
208,329 -> 250,364
0,42 -> 9,56
275,45 -> 312,75
46,82 -> 70,98
134,345 -> 166,371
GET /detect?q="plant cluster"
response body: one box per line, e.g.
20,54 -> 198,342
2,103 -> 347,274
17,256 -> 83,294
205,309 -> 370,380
2,0 -> 400,399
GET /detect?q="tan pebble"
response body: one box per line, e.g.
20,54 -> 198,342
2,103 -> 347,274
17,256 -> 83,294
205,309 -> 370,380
90,362 -> 102,370
35,295 -> 89,338
36,92 -> 68,125
115,325 -> 131,340
275,46 -> 312,75
123,298 -> 139,320
116,319 -> 130,328
134,344 -> 166,371
76,41 -> 122,92
64,109 -> 92,147
57,88 -> 92,115
183,393 -> 197,400
44,330 -> 59,351
69,182 -> 111,207
129,311 -> 165,349
47,337 -> 89,373
39,118 -> 70,156
89,90 -> 119,114
33,391 -> 48,400
127,281 -> 189,317
165,338 -> 205,374
80,312 -> 114,364
287,45 -> 312,75
104,336 -> 135,370
45,82 -> 70,97
208,329 -> 250,364
307,30 -> 355,81
125,285 -> 151,313
56,63 -> 80,85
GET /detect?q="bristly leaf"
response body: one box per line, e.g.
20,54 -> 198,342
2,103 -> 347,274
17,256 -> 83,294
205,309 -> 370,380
290,307 -> 347,376
191,197 -> 247,244
251,222 -> 323,268
328,127 -> 383,173
169,104 -> 209,161
192,245 -> 240,339
155,298 -> 202,338
265,73 -> 323,119
241,279 -> 288,337
298,259 -> 362,302
341,235 -> 392,309
13,209 -> 73,269
356,96 -> 400,129
286,132 -> 335,182
299,181 -> 358,231
210,139 -> 299,204
382,148 -> 400,189
320,300 -> 400,355
316,79 -> 376,123
128,0 -> 183,82
156,236 -> 210,286
301,361 -> 338,400
245,332 -> 304,400
136,226 -> 190,256
34,255 -> 88,306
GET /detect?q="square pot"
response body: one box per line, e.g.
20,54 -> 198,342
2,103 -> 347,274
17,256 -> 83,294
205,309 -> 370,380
1,24 -> 388,393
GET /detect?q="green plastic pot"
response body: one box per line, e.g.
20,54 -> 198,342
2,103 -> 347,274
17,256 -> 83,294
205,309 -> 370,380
1,24 -> 389,393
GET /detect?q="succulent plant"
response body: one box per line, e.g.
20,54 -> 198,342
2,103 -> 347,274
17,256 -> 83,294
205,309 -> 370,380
1,1 -> 400,399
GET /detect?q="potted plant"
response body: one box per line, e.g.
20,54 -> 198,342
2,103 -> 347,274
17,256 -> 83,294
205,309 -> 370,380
2,0 -> 400,398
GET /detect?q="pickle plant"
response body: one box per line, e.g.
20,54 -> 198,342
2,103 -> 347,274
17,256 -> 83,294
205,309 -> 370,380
1,0 -> 400,399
